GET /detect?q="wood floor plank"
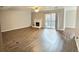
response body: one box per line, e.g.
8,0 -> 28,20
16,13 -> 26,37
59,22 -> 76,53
2,27 -> 78,52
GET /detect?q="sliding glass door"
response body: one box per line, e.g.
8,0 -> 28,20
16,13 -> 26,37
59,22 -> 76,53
45,13 -> 56,29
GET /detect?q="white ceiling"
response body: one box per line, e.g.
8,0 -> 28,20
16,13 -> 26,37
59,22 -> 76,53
0,6 -> 64,10
0,6 -> 76,12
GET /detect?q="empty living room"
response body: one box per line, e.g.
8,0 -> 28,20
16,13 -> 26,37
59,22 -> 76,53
0,6 -> 79,52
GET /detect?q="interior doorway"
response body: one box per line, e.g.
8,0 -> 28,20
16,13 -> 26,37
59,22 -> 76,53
45,13 -> 56,29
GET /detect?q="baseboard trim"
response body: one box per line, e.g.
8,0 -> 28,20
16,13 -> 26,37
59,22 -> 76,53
1,26 -> 32,32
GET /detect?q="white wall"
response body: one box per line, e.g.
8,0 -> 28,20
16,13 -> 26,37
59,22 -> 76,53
64,7 -> 77,28
1,8 -> 31,32
56,9 -> 64,30
76,7 -> 79,28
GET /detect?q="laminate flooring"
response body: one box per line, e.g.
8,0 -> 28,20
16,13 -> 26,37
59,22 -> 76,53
2,27 -> 78,52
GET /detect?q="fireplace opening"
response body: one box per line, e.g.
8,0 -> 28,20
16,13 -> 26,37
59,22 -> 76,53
36,22 -> 39,26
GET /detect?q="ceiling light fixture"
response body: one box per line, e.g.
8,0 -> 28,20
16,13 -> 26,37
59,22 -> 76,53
33,6 -> 40,12
35,9 -> 39,12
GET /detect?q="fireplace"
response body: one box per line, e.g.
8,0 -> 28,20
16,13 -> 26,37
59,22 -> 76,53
36,22 -> 39,26
32,19 -> 41,28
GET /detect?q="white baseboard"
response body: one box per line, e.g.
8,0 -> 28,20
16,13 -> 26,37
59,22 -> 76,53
1,25 -> 31,32
56,28 -> 65,31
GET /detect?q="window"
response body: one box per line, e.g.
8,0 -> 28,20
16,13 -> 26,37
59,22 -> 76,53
45,13 -> 56,29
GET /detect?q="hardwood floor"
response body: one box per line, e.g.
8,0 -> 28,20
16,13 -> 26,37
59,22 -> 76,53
0,20 -> 4,51
2,27 -> 78,52
0,24 -> 3,51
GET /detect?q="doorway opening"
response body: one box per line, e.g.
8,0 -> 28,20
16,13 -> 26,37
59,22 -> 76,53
45,13 -> 56,29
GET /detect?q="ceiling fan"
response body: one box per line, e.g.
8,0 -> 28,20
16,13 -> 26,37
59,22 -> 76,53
31,6 -> 57,12
32,6 -> 41,12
